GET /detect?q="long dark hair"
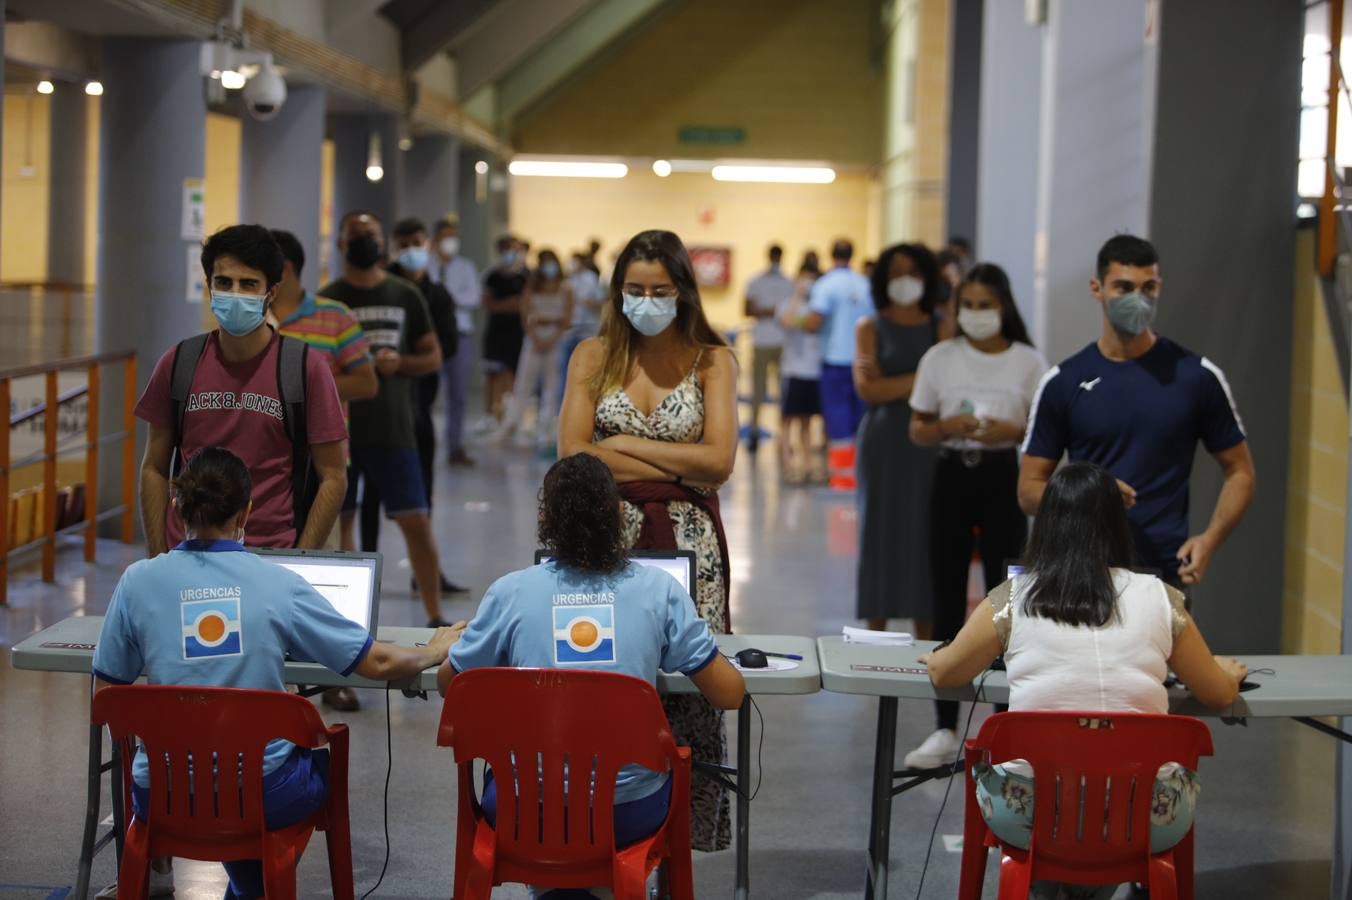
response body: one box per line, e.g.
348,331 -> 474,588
1021,462 -> 1136,627
870,242 -> 940,314
588,229 -> 729,397
171,447 -> 251,533
538,453 -> 627,573
954,263 -> 1033,345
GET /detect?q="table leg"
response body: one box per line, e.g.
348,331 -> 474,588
74,721 -> 103,900
864,697 -> 899,900
734,696 -> 751,900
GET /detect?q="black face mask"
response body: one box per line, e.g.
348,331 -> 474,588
345,234 -> 382,269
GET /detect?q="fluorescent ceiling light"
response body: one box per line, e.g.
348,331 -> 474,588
667,159 -> 715,174
711,165 -> 836,184
36,80 -> 54,95
84,81 -> 104,96
508,160 -> 628,179
652,159 -> 673,177
220,69 -> 246,90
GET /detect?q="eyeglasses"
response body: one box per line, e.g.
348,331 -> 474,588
623,284 -> 679,299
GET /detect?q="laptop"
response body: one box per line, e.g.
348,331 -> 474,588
534,549 -> 697,594
253,548 -> 382,634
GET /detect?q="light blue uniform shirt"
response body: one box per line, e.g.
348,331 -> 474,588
92,540 -> 374,787
808,266 -> 874,365
449,560 -> 720,803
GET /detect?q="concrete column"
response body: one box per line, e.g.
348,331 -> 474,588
240,86 -> 325,294
46,83 -> 88,285
454,147 -> 493,272
944,0 -> 982,250
1031,0 -> 1150,361
975,0 -> 1042,324
329,113 -> 400,279
398,133 -> 459,231
95,38 -> 206,528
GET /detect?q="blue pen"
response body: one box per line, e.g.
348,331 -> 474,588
765,652 -> 804,661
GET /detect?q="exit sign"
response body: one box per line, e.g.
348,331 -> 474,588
678,126 -> 745,145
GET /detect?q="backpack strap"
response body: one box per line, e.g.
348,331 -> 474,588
276,336 -> 313,538
167,333 -> 210,476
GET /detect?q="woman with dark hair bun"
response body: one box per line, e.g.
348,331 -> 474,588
557,228 -> 740,851
921,461 -> 1247,900
438,452 -> 743,896
92,447 -> 459,899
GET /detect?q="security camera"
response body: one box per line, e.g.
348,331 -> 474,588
243,61 -> 286,121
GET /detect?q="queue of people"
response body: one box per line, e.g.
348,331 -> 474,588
103,217 -> 1256,899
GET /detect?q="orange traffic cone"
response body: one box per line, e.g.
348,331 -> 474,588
827,443 -> 856,491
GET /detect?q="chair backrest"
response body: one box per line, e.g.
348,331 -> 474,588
968,712 -> 1213,870
92,685 -> 331,841
438,668 -> 679,865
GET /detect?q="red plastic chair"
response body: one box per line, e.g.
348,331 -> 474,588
438,668 -> 694,900
958,712 -> 1213,900
92,685 -> 354,900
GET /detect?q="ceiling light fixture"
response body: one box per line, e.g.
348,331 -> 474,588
475,160 -> 490,175
365,131 -> 384,183
652,159 -> 673,177
710,164 -> 836,184
508,160 -> 628,179
219,69 -> 246,90
36,80 -> 54,95
84,81 -> 104,97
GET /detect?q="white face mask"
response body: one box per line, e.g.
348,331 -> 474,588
439,237 -> 460,258
958,308 -> 1003,341
887,275 -> 924,306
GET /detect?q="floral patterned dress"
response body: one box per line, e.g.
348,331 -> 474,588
593,358 -> 732,851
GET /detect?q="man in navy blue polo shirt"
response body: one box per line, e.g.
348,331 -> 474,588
1018,234 -> 1255,588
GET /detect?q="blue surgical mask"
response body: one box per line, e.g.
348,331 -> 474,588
503,250 -> 521,266
622,293 -> 678,336
540,261 -> 560,279
398,246 -> 429,272
1105,290 -> 1157,337
210,290 -> 268,337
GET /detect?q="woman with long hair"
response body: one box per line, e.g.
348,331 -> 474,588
558,228 -> 739,850
853,242 -> 941,632
922,461 -> 1246,900
494,247 -> 574,449
902,262 -> 1047,768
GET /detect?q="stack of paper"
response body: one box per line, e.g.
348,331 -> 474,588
842,626 -> 915,645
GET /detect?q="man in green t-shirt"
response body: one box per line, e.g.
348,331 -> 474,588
320,210 -> 453,626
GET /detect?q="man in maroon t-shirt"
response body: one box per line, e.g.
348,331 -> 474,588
136,225 -> 348,554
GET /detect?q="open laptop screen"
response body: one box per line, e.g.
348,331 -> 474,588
253,549 -> 381,633
534,549 -> 696,594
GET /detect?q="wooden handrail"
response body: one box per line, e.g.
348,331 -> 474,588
0,351 -> 139,604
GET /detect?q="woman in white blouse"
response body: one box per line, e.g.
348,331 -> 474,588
903,263 -> 1047,768
923,461 -> 1246,900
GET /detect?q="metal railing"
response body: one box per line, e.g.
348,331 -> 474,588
1,350 -> 138,605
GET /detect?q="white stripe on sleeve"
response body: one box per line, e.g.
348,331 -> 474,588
1199,357 -> 1246,437
1020,364 -> 1062,455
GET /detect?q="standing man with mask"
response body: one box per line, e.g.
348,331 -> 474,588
321,211 -> 454,626
743,244 -> 793,454
136,224 -> 349,557
1019,234 -> 1255,589
430,215 -> 481,467
480,236 -> 529,429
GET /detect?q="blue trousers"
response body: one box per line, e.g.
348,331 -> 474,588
819,363 -> 866,442
132,749 -> 329,900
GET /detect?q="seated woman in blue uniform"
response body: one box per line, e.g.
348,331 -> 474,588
438,452 -> 745,898
93,446 -> 460,900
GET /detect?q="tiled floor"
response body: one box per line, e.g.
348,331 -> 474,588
0,431 -> 1337,898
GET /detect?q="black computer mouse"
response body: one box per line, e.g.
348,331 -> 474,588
735,648 -> 769,669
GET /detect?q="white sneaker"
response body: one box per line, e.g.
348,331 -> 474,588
903,728 -> 960,770
96,866 -> 175,898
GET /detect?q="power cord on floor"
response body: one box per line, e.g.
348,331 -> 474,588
914,668 -> 994,900
748,694 -> 766,802
359,687 -> 393,900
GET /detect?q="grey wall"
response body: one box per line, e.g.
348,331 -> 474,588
976,0 -> 1042,325
398,134 -> 460,233
1147,0 -> 1300,653
47,85 -> 87,285
329,113 -> 401,278
945,0 -> 983,250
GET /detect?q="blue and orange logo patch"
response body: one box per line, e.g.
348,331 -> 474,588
181,598 -> 243,660
552,605 -> 615,664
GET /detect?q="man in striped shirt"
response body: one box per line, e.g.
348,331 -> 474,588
1018,234 -> 1255,590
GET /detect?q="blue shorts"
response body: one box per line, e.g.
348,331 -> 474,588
342,445 -> 428,518
481,769 -> 673,849
819,363 -> 866,441
781,377 -> 821,418
132,748 -> 328,900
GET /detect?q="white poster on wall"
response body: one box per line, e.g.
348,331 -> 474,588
186,244 -> 205,303
181,177 -> 205,241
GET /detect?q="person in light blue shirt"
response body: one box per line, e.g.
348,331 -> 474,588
93,447 -> 458,900
805,239 -> 874,457
438,453 -> 744,898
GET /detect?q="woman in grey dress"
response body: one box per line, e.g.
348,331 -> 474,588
853,243 -> 940,631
